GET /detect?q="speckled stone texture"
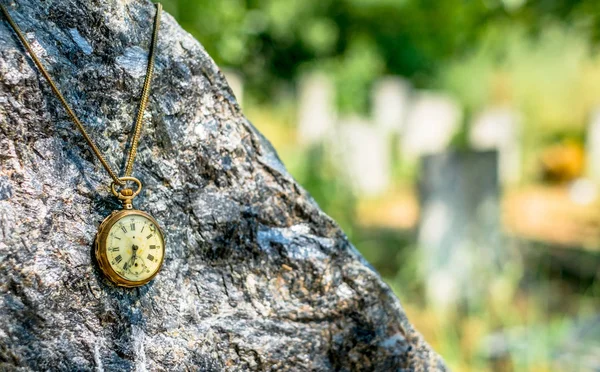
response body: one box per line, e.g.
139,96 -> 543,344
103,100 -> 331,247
0,0 -> 446,370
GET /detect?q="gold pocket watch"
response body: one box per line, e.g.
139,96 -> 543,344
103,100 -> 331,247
95,177 -> 166,287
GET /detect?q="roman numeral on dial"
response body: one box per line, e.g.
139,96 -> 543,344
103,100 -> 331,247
130,223 -> 136,231
110,247 -> 119,252
121,226 -> 127,233
147,254 -> 154,261
114,255 -> 122,263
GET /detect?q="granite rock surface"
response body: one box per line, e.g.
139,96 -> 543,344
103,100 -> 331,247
0,0 -> 446,370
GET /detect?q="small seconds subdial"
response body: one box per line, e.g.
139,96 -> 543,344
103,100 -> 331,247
105,214 -> 164,282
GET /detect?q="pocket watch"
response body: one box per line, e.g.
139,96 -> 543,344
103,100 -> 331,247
94,178 -> 166,287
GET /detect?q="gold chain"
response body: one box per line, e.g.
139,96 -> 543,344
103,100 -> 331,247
0,3 -> 162,186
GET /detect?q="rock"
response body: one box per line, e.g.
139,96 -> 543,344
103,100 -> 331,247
0,0 -> 445,370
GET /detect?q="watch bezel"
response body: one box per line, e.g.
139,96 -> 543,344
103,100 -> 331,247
95,209 -> 165,288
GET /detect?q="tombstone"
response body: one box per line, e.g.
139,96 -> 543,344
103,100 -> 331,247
222,69 -> 244,107
418,150 -> 503,311
401,92 -> 461,158
297,72 -> 336,145
470,107 -> 521,184
334,116 -> 390,196
586,108 -> 600,183
372,77 -> 410,134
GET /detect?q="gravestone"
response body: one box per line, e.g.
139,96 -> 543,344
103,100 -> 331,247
470,107 -> 521,184
297,72 -> 335,145
334,116 -> 390,196
372,76 -> 410,134
0,0 -> 445,370
418,151 -> 503,310
401,92 -> 461,159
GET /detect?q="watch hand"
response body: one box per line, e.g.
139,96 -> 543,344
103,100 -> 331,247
124,257 -> 135,272
124,244 -> 139,272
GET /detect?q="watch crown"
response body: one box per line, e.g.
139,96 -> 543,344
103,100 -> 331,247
120,188 -> 133,196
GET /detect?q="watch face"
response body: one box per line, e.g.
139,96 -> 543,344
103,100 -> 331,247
96,210 -> 165,287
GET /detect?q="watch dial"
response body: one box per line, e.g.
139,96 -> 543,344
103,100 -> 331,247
105,214 -> 164,282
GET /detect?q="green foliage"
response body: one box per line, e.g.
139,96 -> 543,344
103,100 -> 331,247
314,36 -> 384,113
164,0 -> 600,117
162,0 -> 488,111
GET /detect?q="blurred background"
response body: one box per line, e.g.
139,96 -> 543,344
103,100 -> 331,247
164,0 -> 599,370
